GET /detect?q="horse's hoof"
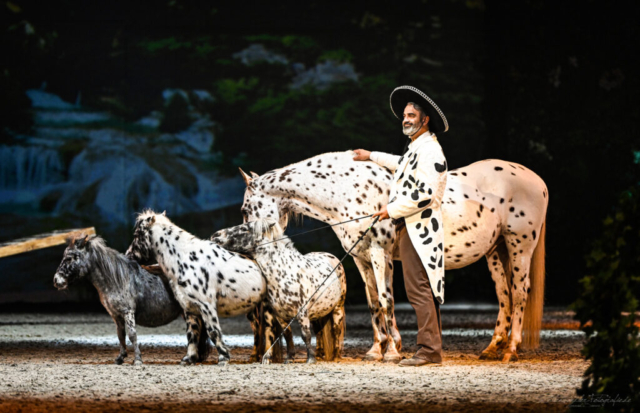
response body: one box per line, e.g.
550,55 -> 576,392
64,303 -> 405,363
262,358 -> 272,365
383,354 -> 402,364
248,355 -> 259,363
306,356 -> 317,364
218,359 -> 229,366
479,350 -> 499,361
133,359 -> 143,366
284,359 -> 292,364
363,353 -> 383,362
115,358 -> 124,365
180,356 -> 193,366
502,352 -> 518,363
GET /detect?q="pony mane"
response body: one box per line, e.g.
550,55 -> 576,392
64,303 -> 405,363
253,218 -> 285,242
136,209 -> 172,226
71,234 -> 133,289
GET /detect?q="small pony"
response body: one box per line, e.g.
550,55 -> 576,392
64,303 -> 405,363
125,210 -> 271,365
212,218 -> 346,364
54,234 -> 210,365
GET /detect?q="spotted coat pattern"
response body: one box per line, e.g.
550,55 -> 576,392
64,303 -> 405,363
126,211 -> 267,365
212,219 -> 347,364
237,148 -> 548,362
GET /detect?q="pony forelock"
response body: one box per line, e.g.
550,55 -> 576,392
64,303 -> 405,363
253,218 -> 284,241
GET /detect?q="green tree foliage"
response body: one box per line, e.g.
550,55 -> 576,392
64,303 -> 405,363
573,185 -> 640,410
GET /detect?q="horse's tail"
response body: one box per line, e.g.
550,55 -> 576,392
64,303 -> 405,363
315,310 -> 345,361
196,314 -> 212,361
523,219 -> 546,349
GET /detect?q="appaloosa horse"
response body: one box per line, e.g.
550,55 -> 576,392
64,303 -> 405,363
238,151 -> 548,362
212,218 -> 347,364
125,210 -> 271,365
54,234 -> 210,365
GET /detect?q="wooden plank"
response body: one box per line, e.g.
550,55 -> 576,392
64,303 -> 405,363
0,227 -> 96,259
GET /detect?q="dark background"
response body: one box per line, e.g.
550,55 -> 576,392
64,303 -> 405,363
1,0 -> 638,310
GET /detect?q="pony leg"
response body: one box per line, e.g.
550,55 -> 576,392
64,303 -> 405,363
283,324 -> 296,363
480,243 -> 513,360
115,318 -> 128,365
199,303 -> 231,366
181,312 -> 202,365
261,307 -> 277,365
124,312 -> 142,365
331,304 -> 346,360
370,248 -> 401,363
313,319 -> 326,360
502,241 -> 536,362
246,307 -> 261,363
353,257 -> 386,361
297,312 -> 316,364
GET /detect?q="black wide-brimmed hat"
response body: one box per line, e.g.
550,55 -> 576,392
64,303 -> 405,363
390,86 -> 449,133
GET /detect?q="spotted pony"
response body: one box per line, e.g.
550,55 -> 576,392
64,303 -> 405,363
238,151 -> 548,362
212,218 -> 347,364
125,210 -> 268,365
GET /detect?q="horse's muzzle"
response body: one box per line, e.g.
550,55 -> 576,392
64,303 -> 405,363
53,273 -> 68,290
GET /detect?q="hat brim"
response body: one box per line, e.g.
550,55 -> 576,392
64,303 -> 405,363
390,86 -> 449,133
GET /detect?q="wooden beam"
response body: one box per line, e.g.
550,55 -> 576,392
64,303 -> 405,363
0,227 -> 96,259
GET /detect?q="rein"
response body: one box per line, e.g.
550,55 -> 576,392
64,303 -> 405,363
258,214 -> 374,247
261,215 -> 380,362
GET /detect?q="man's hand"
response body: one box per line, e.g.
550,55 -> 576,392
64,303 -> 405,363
353,149 -> 371,161
372,205 -> 390,220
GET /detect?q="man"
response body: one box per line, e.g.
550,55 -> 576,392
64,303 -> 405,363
353,86 -> 449,366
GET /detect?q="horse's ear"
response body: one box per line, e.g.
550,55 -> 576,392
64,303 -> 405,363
76,234 -> 89,249
161,210 -> 166,216
150,215 -> 156,224
250,171 -> 260,179
239,168 -> 252,186
65,236 -> 75,246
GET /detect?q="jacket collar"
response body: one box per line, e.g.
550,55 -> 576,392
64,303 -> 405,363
408,131 -> 437,151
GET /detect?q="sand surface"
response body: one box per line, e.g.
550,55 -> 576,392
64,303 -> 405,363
0,305 -> 588,412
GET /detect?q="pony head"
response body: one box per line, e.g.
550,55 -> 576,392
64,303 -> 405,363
53,234 -> 98,289
125,209 -> 167,264
211,218 -> 283,255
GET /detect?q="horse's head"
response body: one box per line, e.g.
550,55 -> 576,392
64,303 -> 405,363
239,168 -> 291,230
53,234 -> 95,289
125,209 -> 166,264
211,218 -> 283,255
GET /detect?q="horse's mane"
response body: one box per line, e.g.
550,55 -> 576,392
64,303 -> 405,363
74,235 -> 133,289
253,218 -> 285,241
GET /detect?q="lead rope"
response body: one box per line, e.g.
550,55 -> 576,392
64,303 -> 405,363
261,215 -> 380,362
257,214 -> 374,247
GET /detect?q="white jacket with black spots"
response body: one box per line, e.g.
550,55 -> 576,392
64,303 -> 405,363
370,131 -> 448,304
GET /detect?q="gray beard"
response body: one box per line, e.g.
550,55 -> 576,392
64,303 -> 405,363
403,123 -> 421,136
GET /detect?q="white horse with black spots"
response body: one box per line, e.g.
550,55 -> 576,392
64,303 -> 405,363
126,210 -> 269,365
238,152 -> 548,362
212,218 -> 347,364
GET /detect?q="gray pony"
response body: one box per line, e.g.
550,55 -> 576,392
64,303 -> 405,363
53,234 -> 210,365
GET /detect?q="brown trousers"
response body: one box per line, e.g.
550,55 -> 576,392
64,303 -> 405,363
397,221 -> 443,363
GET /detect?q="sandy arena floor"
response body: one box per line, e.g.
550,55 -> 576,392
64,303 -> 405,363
0,305 -> 588,412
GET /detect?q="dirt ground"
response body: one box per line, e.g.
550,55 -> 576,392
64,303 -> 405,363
0,305 -> 588,412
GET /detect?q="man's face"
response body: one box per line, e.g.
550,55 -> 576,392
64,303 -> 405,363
402,104 -> 428,136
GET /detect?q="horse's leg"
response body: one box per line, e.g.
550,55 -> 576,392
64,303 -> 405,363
502,239 -> 536,362
124,312 -> 142,365
283,323 -> 296,363
261,307 -> 277,365
331,304 -> 346,361
246,307 -> 261,363
313,319 -> 326,360
383,253 -> 402,352
115,318 -> 128,365
353,257 -> 386,361
199,303 -> 231,366
370,247 -> 401,363
480,243 -> 513,360
181,312 -> 202,365
297,312 -> 316,364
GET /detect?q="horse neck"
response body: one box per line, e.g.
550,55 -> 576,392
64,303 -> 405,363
151,222 -> 196,267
